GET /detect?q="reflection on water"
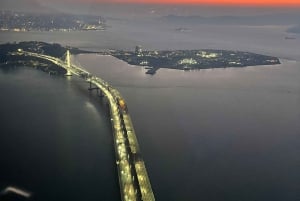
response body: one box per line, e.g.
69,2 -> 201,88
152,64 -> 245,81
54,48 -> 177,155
1,21 -> 300,200
77,54 -> 300,201
0,67 -> 120,201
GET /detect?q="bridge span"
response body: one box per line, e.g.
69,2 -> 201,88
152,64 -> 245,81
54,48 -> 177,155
16,49 -> 155,201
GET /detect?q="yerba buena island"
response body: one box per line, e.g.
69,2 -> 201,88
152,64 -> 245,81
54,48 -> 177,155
1,42 -> 280,75
111,46 -> 280,74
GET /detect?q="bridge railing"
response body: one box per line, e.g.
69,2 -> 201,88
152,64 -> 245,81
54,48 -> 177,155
15,49 -> 155,201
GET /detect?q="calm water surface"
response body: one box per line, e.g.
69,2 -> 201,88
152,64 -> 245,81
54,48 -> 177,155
0,21 -> 300,200
76,54 -> 300,201
0,67 -> 120,201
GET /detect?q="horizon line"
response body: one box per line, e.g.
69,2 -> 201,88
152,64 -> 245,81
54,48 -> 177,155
78,1 -> 300,7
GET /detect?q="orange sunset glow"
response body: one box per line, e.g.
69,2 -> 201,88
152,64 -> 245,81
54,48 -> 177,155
89,0 -> 300,6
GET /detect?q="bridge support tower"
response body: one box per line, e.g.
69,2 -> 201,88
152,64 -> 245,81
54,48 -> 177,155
65,49 -> 72,76
88,81 -> 103,97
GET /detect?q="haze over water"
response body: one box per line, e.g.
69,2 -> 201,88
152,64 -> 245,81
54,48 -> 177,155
1,7 -> 300,201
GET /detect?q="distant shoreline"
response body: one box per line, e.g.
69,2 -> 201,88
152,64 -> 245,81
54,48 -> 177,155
109,48 -> 280,75
0,41 -> 281,75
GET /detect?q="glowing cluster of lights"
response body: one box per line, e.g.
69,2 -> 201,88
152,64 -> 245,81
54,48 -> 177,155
197,51 -> 219,58
178,58 -> 198,65
20,50 -> 156,201
140,60 -> 149,65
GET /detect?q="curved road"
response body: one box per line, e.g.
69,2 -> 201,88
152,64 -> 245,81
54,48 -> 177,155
15,49 -> 155,201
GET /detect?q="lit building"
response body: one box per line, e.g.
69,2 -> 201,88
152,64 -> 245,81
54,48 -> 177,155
135,45 -> 143,56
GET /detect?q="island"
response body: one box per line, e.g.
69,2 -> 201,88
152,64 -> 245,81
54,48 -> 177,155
111,46 -> 281,74
0,42 -> 281,75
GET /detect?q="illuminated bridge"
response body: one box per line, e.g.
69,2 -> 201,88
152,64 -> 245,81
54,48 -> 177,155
15,49 -> 155,201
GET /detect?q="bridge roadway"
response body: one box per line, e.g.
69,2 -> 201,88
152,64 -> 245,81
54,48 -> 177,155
17,50 -> 155,201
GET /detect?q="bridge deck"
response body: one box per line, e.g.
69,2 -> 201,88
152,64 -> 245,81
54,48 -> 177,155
17,50 -> 155,201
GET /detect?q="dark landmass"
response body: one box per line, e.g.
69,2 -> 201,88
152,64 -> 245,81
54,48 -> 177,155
174,27 -> 192,33
111,47 -> 280,74
0,41 -> 280,75
0,41 -> 97,75
161,14 -> 300,26
0,10 -> 107,32
287,25 -> 300,34
285,36 -> 297,40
